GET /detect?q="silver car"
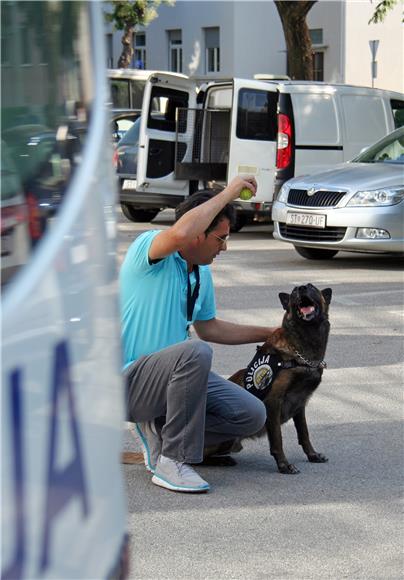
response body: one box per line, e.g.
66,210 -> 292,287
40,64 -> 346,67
272,127 -> 404,259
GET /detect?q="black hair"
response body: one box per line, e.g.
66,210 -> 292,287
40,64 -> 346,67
175,189 -> 235,234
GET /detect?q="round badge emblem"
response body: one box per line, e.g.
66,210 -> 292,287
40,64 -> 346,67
254,364 -> 273,389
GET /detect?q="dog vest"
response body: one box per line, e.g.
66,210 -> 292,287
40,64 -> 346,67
244,347 -> 301,400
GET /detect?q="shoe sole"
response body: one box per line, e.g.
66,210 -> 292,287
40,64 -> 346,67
151,473 -> 209,493
133,424 -> 156,474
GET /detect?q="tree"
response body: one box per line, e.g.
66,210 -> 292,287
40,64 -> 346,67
274,1 -> 317,80
105,0 -> 174,68
368,0 -> 402,24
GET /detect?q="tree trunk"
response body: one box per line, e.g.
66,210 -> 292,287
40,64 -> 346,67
275,1 -> 317,80
117,23 -> 134,68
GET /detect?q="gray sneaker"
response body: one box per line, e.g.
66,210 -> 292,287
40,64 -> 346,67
134,421 -> 162,474
152,455 -> 210,493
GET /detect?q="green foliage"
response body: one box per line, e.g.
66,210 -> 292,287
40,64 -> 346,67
368,0 -> 402,24
105,0 -> 174,30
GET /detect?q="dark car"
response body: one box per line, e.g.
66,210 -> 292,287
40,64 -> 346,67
115,117 -> 162,222
2,123 -> 82,228
110,109 -> 141,143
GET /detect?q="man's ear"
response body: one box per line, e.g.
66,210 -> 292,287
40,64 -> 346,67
279,293 -> 290,310
321,288 -> 332,305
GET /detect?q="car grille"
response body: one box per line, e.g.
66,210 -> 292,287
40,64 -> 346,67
279,224 -> 346,241
288,189 -> 346,207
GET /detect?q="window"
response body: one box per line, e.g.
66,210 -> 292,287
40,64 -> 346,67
391,99 -> 404,128
1,2 -> 12,66
106,33 -> 113,68
309,29 -> 323,45
21,26 -> 32,65
205,27 -> 220,73
168,30 -> 182,73
133,33 -> 146,69
147,86 -> 189,132
236,89 -> 278,141
110,79 -> 130,108
313,52 -> 324,81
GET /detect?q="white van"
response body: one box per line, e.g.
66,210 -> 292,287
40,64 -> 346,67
2,3 -> 128,578
120,73 -> 403,230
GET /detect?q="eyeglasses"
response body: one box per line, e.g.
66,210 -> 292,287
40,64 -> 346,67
211,233 -> 230,246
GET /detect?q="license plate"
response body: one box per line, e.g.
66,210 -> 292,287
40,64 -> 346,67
122,179 -> 137,190
286,212 -> 326,228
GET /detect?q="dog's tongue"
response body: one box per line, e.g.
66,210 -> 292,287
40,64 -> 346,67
300,306 -> 315,315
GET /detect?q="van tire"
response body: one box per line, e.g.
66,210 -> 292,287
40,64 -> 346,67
294,246 -> 339,260
121,204 -> 160,223
230,214 -> 248,233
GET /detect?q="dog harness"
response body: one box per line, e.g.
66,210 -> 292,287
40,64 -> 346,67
244,346 -> 327,400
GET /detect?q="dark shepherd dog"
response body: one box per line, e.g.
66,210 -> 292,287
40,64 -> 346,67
208,284 -> 332,474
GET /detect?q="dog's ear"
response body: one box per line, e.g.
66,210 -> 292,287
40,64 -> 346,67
321,288 -> 332,305
279,292 -> 290,310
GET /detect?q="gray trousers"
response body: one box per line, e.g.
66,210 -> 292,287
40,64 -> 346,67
124,339 -> 267,463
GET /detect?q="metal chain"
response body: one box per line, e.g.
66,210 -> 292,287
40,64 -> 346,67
292,348 -> 327,369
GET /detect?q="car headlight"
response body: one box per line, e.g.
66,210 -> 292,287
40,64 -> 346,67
347,187 -> 404,207
277,182 -> 292,203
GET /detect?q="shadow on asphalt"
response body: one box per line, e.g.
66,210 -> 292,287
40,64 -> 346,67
124,419 -> 402,513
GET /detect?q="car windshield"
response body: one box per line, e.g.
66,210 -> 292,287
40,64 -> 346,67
118,118 -> 141,146
353,128 -> 404,165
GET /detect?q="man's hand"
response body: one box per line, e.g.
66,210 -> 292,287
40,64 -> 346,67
224,175 -> 257,202
148,175 -> 257,262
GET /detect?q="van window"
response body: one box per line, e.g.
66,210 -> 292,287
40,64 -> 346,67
111,79 -> 131,108
292,93 -> 339,145
147,86 -> 189,132
341,95 -> 386,143
207,87 -> 232,108
391,99 -> 404,128
131,79 -> 147,109
236,89 -> 278,141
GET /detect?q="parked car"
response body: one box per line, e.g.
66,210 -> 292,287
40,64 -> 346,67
110,109 -> 141,142
1,143 -> 31,287
116,117 -> 162,222
272,127 -> 404,259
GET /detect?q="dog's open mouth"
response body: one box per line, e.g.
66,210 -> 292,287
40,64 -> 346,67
297,297 -> 318,321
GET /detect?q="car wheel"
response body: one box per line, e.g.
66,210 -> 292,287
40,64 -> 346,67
230,213 -> 248,233
294,246 -> 339,260
121,204 -> 160,223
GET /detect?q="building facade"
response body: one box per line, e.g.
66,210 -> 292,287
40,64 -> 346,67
105,0 -> 403,92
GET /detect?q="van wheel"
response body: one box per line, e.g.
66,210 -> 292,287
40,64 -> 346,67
294,246 -> 339,260
121,204 -> 160,223
230,214 -> 248,233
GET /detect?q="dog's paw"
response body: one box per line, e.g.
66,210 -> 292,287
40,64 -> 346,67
308,452 -> 328,463
278,462 -> 300,474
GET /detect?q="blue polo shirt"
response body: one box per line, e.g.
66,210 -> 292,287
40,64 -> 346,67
120,230 -> 216,367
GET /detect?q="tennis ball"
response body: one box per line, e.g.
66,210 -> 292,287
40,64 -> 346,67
239,187 -> 253,201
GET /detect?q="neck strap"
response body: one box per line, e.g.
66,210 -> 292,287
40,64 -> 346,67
187,266 -> 200,322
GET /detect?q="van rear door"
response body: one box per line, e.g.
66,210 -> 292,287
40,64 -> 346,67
289,86 -> 344,176
136,73 -> 197,200
226,79 -> 278,205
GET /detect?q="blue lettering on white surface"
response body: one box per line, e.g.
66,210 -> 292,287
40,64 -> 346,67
40,340 -> 90,572
2,370 -> 25,580
1,340 -> 90,578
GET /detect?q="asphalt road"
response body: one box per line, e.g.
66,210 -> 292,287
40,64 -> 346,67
118,209 -> 404,580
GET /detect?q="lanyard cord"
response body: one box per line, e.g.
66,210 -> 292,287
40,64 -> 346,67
187,266 -> 200,322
